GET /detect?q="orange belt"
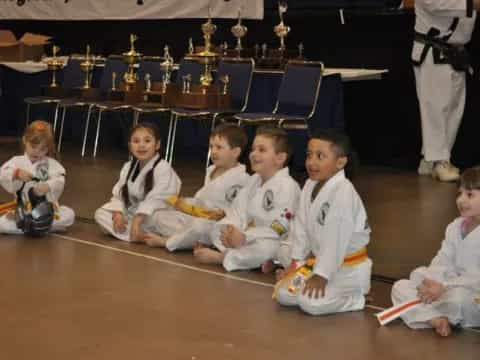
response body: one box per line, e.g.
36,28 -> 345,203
342,247 -> 368,267
0,200 -> 16,215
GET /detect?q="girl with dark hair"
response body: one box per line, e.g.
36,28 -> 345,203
274,128 -> 371,316
95,123 -> 181,242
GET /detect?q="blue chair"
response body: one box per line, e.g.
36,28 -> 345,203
23,57 -> 85,132
234,60 -> 324,133
168,57 -> 254,166
132,56 -> 205,163
56,56 -> 127,156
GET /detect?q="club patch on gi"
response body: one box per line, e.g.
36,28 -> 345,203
35,161 -> 50,181
225,184 -> 242,204
271,219 -> 287,236
317,202 -> 330,225
263,190 -> 274,211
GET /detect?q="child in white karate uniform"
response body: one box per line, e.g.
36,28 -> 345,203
94,123 -> 181,242
144,123 -> 249,251
275,129 -> 371,316
0,120 -> 75,233
391,166 -> 480,337
194,126 -> 301,272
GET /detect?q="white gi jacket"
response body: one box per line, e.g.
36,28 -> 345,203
101,154 -> 181,217
276,170 -> 371,315
159,164 -> 250,251
392,217 -> 480,328
210,167 -> 301,271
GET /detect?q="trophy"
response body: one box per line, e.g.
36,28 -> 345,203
298,42 -> 304,59
182,74 -> 192,94
197,5 -> 219,88
161,45 -> 174,85
188,38 -> 194,55
144,73 -> 151,92
111,72 -> 117,91
46,45 -> 63,88
122,34 -> 142,90
231,8 -> 248,58
274,1 -> 290,51
261,43 -> 268,59
220,75 -> 230,95
80,45 -> 95,89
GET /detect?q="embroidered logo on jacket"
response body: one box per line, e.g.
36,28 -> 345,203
263,190 -> 274,211
36,161 -> 50,181
225,184 -> 242,204
317,202 -> 330,225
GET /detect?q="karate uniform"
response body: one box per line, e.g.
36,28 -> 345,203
0,154 -> 75,233
94,154 -> 181,242
413,0 -> 476,162
276,170 -> 372,315
207,167 -> 301,272
391,217 -> 480,329
153,164 -> 249,251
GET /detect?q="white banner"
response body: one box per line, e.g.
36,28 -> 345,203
0,0 -> 263,20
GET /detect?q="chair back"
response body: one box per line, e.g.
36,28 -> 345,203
175,57 -> 204,86
61,57 -> 86,88
98,55 -> 128,91
274,60 -> 324,118
215,57 -> 254,112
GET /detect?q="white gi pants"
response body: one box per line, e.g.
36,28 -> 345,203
391,267 -> 480,329
414,54 -> 466,162
276,260 -> 372,316
0,206 -> 75,234
95,208 -> 160,242
209,225 -> 279,272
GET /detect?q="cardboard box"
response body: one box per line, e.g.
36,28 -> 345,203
0,31 -> 51,62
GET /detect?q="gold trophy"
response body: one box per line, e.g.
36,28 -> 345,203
46,45 -> 63,88
220,75 -> 230,95
161,45 -> 174,87
122,34 -> 142,90
231,7 -> 248,58
274,1 -> 290,51
80,45 -> 95,89
197,5 -> 219,88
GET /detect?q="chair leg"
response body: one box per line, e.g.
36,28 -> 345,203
205,113 -> 219,169
81,105 -> 93,157
57,107 -> 67,153
52,104 -> 60,134
169,114 -> 179,164
165,112 -> 175,163
25,103 -> 31,128
93,109 -> 103,158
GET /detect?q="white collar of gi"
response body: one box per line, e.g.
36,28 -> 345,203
136,153 -> 161,174
314,169 -> 346,192
260,166 -> 290,186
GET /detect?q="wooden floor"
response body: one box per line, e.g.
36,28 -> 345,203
0,140 -> 478,359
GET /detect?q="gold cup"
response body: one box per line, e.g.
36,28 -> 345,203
122,34 -> 142,90
46,45 -> 63,88
231,8 -> 248,58
274,1 -> 290,51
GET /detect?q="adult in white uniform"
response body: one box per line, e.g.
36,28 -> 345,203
413,0 -> 479,181
194,127 -> 301,272
95,123 -> 181,242
391,166 -> 480,336
276,129 -> 371,315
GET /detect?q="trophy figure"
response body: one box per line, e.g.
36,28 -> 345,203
231,8 -> 248,58
122,34 -> 143,90
161,45 -> 174,86
111,72 -> 117,91
220,75 -> 230,95
80,45 -> 95,89
188,38 -> 194,55
261,43 -> 268,59
298,42 -> 304,59
144,73 -> 151,92
273,1 -> 290,51
182,74 -> 192,94
46,45 -> 63,88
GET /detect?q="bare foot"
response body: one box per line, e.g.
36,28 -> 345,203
261,260 -> 275,274
144,232 -> 167,247
194,247 -> 224,265
431,317 -> 452,337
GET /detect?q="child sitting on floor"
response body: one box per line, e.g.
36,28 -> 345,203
94,123 -> 181,242
274,129 -> 371,316
391,166 -> 480,336
144,123 -> 249,250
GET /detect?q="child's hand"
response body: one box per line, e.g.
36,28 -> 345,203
14,169 -> 33,182
221,224 -> 245,248
417,278 -> 446,303
112,211 -> 127,234
205,209 -> 225,221
33,183 -> 50,196
302,274 -> 328,299
130,214 -> 146,242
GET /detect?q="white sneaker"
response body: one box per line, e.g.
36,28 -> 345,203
432,161 -> 460,182
418,158 -> 434,175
